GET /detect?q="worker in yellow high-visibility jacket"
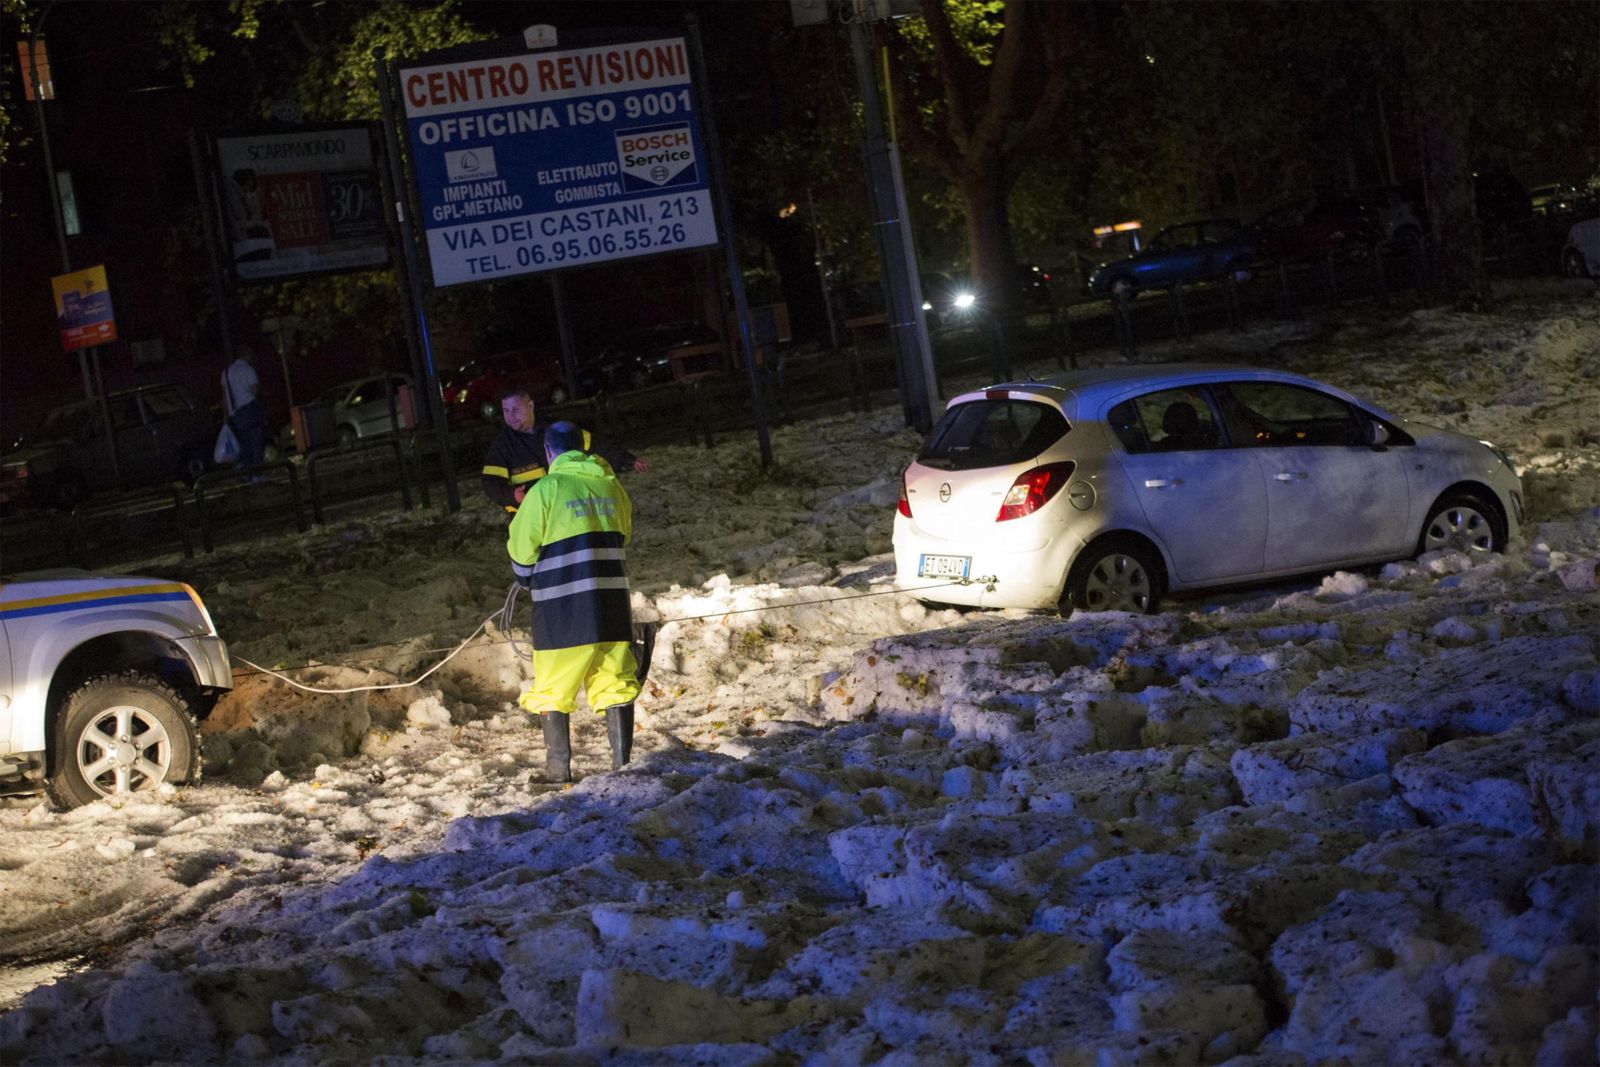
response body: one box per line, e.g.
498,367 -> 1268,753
507,421 -> 641,781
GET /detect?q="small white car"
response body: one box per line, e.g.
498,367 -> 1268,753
894,364 -> 1523,614
0,570 -> 232,808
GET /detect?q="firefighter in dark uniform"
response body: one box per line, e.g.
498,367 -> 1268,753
482,388 -> 648,515
508,420 -> 641,781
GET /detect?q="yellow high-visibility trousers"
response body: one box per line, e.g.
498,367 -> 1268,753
519,641 -> 641,715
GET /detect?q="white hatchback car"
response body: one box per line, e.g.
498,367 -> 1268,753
894,364 -> 1523,614
0,571 -> 232,808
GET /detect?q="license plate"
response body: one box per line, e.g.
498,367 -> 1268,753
918,553 -> 971,579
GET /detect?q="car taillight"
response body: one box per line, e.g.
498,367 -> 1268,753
996,462 -> 1074,522
898,474 -> 912,518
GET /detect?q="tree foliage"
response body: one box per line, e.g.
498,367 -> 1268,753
886,0 -> 1083,312
0,0 -> 38,174
146,1 -> 493,361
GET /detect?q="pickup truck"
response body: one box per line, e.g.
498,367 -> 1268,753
0,570 -> 232,808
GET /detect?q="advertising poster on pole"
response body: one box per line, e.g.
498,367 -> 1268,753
398,35 -> 720,288
51,264 -> 117,352
213,126 -> 389,282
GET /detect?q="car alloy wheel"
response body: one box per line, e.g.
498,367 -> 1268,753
1066,540 -> 1161,615
1419,495 -> 1502,557
48,671 -> 202,809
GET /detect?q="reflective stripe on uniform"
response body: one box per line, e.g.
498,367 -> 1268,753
509,467 -> 546,485
534,575 -> 631,600
533,546 -> 626,574
483,465 -> 510,478
527,528 -> 631,648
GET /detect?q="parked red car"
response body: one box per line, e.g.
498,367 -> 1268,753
440,350 -> 570,423
1254,198 -> 1382,262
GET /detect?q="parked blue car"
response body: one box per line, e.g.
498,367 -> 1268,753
1086,219 -> 1258,297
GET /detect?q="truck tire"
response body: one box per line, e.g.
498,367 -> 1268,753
47,671 -> 203,809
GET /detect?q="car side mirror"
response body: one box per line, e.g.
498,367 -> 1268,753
1367,421 -> 1391,448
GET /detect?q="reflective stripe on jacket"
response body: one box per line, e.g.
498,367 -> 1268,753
507,450 -> 633,649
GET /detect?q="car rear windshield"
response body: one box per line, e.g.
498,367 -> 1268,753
917,398 -> 1069,470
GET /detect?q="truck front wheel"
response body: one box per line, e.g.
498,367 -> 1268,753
48,671 -> 202,809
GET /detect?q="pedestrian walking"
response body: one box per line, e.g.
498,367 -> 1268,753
222,348 -> 267,475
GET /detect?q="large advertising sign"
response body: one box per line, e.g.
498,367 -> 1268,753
51,264 -> 117,352
398,36 -> 720,288
213,126 -> 389,281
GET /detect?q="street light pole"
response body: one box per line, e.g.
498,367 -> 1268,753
846,11 -> 938,432
28,8 -> 119,481
25,6 -> 95,408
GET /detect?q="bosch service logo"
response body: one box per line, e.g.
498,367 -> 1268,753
615,123 -> 698,192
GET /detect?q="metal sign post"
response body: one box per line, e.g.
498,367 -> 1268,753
374,49 -> 461,512
686,14 -> 771,469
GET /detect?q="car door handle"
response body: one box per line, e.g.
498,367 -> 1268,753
1144,478 -> 1183,489
1274,471 -> 1308,481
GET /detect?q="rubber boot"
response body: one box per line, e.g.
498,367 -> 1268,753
541,712 -> 572,782
605,704 -> 634,769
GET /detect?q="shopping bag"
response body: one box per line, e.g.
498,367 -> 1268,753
213,421 -> 241,466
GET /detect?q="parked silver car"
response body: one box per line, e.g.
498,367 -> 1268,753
894,364 -> 1523,614
0,570 -> 231,808
319,374 -> 417,445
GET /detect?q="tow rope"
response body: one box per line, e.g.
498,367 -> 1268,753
230,575 -> 996,695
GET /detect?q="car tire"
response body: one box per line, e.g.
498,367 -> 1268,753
47,671 -> 203,809
1064,538 -> 1162,615
1563,248 -> 1592,279
1416,491 -> 1506,559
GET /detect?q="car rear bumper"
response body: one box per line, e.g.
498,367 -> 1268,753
893,515 -> 1081,610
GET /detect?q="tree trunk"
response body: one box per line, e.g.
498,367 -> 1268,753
960,169 -> 1016,319
1417,103 -> 1487,309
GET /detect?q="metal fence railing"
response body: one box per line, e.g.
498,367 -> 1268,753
2,223 -> 1582,570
